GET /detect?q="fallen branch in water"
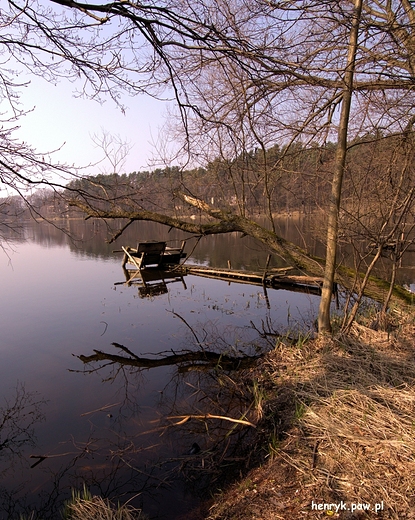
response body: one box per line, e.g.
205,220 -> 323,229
76,343 -> 261,372
167,414 -> 256,428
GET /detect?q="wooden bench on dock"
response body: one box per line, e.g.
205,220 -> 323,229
122,241 -> 166,270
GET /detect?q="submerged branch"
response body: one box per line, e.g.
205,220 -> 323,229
78,343 -> 261,371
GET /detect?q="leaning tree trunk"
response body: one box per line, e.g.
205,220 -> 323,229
318,0 -> 363,334
69,192 -> 413,311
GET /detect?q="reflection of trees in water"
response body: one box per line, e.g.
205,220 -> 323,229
74,318 -> 276,509
0,411 -> 159,519
0,384 -> 47,519
8,219 -> 320,269
0,381 -> 154,519
154,364 -> 261,496
0,384 -> 46,468
0,322 -> 277,519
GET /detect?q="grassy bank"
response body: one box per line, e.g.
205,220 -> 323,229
207,312 -> 415,519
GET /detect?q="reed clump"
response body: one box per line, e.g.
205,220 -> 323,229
63,493 -> 148,520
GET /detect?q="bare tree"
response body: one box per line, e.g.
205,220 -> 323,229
1,0 -> 415,330
338,131 -> 415,331
92,131 -> 133,177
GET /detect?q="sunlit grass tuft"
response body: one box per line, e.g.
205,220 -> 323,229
63,489 -> 148,520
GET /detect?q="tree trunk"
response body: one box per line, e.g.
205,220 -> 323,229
317,0 -> 363,334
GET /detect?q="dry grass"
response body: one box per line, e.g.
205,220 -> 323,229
65,495 -> 147,520
207,316 -> 415,519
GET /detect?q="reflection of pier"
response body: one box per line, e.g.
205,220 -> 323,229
117,266 -> 187,298
117,262 -> 324,297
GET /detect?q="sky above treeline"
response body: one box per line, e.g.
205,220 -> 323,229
15,71 -> 171,177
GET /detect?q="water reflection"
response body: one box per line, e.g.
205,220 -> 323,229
3,217 -> 415,286
0,384 -> 47,519
1,216 -> 321,268
1,218 -> 381,518
0,224 -> 320,519
118,265 -> 188,298
74,319 -> 269,516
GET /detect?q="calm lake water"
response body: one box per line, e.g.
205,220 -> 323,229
0,217 -> 412,519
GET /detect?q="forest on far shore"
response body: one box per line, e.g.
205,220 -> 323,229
3,133 -> 413,253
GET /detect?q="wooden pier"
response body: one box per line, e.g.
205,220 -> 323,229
173,264 -> 325,295
115,243 -> 328,296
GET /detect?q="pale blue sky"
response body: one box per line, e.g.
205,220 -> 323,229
16,74 -> 171,177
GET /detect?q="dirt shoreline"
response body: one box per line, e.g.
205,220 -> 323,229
198,313 -> 415,520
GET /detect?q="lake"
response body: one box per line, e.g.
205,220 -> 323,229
0,217 -> 412,519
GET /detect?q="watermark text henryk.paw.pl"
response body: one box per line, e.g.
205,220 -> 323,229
311,500 -> 384,514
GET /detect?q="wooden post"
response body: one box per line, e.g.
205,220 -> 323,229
262,254 -> 272,285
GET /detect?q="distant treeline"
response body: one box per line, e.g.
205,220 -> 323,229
3,135 -> 413,234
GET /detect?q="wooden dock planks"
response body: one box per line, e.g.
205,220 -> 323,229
115,246 -> 327,295
174,264 -> 324,294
